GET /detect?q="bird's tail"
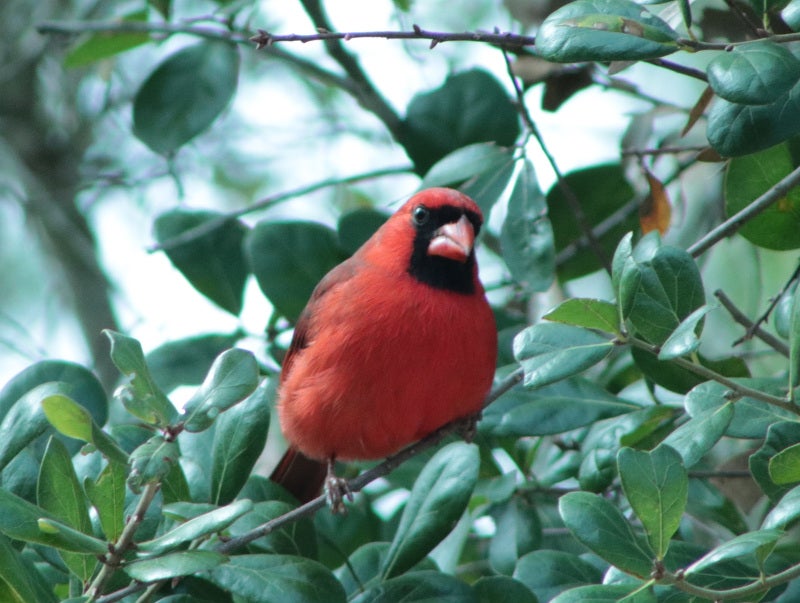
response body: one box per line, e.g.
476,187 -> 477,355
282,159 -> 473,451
270,447 -> 328,503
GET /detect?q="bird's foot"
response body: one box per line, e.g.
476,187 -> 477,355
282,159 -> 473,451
457,411 -> 482,443
324,458 -> 352,514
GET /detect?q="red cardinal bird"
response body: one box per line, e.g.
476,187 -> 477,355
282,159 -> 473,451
270,187 -> 497,509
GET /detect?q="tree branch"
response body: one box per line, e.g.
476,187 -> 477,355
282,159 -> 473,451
714,289 -> 790,356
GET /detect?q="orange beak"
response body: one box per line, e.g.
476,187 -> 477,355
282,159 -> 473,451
427,214 -> 475,263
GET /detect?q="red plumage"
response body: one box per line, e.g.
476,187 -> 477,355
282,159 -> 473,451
271,187 -> 497,502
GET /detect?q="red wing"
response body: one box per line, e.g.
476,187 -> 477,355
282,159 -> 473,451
279,257 -> 360,384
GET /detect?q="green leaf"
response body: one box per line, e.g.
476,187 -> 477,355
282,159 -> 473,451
154,210 -> 249,315
751,421 -> 800,501
474,576 -> 537,603
489,497 -> 541,575
709,78 -> 800,157
762,484 -> 800,529
0,533 -> 48,603
536,0 -> 679,63
513,323 -> 614,388
661,404 -> 733,468
35,518 -> 108,556
137,499 -> 253,555
619,235 -> 705,346
543,298 -> 620,334
514,550 -> 602,602
791,280 -> 800,389
133,40 -> 239,155
382,442 -> 480,579
337,208 -> 388,255
128,435 -> 180,492
618,445 -> 688,559
206,554 -> 346,603
481,377 -> 638,437
182,348 -> 260,432
65,10 -> 149,68
211,381 -> 271,505
351,570 -> 475,603
657,305 -> 713,360
228,500 -> 317,558
460,152 -> 518,217
401,69 -> 520,174
125,550 -> 228,582
41,394 -> 128,465
559,491 -> 655,577
147,332 -> 244,392
685,529 -> 782,574
0,359 -> 107,427
84,461 -> 127,542
547,165 -> 636,280
421,143 -> 512,192
105,330 -> 177,426
246,220 -> 345,322
500,159 -> 554,292
550,585 -> 656,603
0,383 -> 59,471
684,379 -> 794,439
724,142 -> 800,250
707,41 -> 800,105
769,442 -> 800,485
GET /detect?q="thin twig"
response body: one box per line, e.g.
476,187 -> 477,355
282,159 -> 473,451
688,164 -> 800,257
714,289 -> 790,356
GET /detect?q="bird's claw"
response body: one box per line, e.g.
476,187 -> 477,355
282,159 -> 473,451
324,475 -> 352,514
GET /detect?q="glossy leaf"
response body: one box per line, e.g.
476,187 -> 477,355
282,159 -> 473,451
352,570 -> 475,603
769,442 -> 800,485
543,298 -> 619,334
500,159 -> 554,292
206,554 -> 346,603
125,550 -> 228,581
84,461 -> 127,542
685,529 -> 782,575
105,330 -> 177,426
474,575 -> 538,603
138,499 -> 253,555
559,491 -> 655,577
460,151 -> 518,216
513,322 -> 614,388
550,585 -> 656,603
0,383 -> 58,471
724,142 -> 800,250
182,348 -> 260,432
657,305 -> 712,360
489,497 -> 542,575
211,381 -> 271,504
382,442 -> 479,579
762,484 -> 800,529
661,404 -> 733,468
790,267 -> 800,390
246,220 -> 345,323
750,421 -> 800,501
514,550 -> 602,602
707,41 -> 800,105
537,0 -> 679,63
401,69 -> 520,174
133,41 -> 239,155
154,210 -> 249,315
127,435 -> 179,492
618,445 -> 687,558
228,500 -> 317,558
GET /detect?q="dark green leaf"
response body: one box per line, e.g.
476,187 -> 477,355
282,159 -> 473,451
0,383 -> 58,471
105,330 -> 177,426
422,143 -> 513,193
619,235 -> 705,346
133,41 -> 239,155
685,529 -> 782,575
762,484 -> 800,529
382,442 -> 479,579
750,421 -> 800,501
459,151 -> 518,217
482,377 -> 638,437
489,497 -> 542,575
246,220 -> 345,322
162,458 -> 192,504
65,10 -> 149,68
84,461 -> 127,542
724,142 -> 800,250
154,210 -> 249,315
228,500 -> 317,558
35,518 -> 108,556
351,570 -> 474,603
618,445 -> 688,558
543,298 -> 619,334
182,348 -> 259,432
661,404 -> 733,468
578,446 -> 617,492
138,499 -> 253,555
401,69 -> 520,174
514,550 -> 602,602
550,584 -> 656,603
791,280 -> 800,389
513,323 -> 614,388
708,41 -> 800,105
337,208 -> 388,255
211,381 -> 271,504
474,576 -> 538,603
125,551 -> 228,581
0,533 -> 46,603
206,554 -> 346,603
658,305 -> 712,360
128,435 -> 180,492
537,0 -> 679,63
501,159 -> 554,292
547,165 -> 636,280
559,491 -> 655,577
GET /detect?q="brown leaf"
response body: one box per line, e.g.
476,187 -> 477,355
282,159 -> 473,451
639,169 -> 671,235
682,85 -> 714,137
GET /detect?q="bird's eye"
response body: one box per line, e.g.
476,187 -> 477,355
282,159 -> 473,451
412,205 -> 430,226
